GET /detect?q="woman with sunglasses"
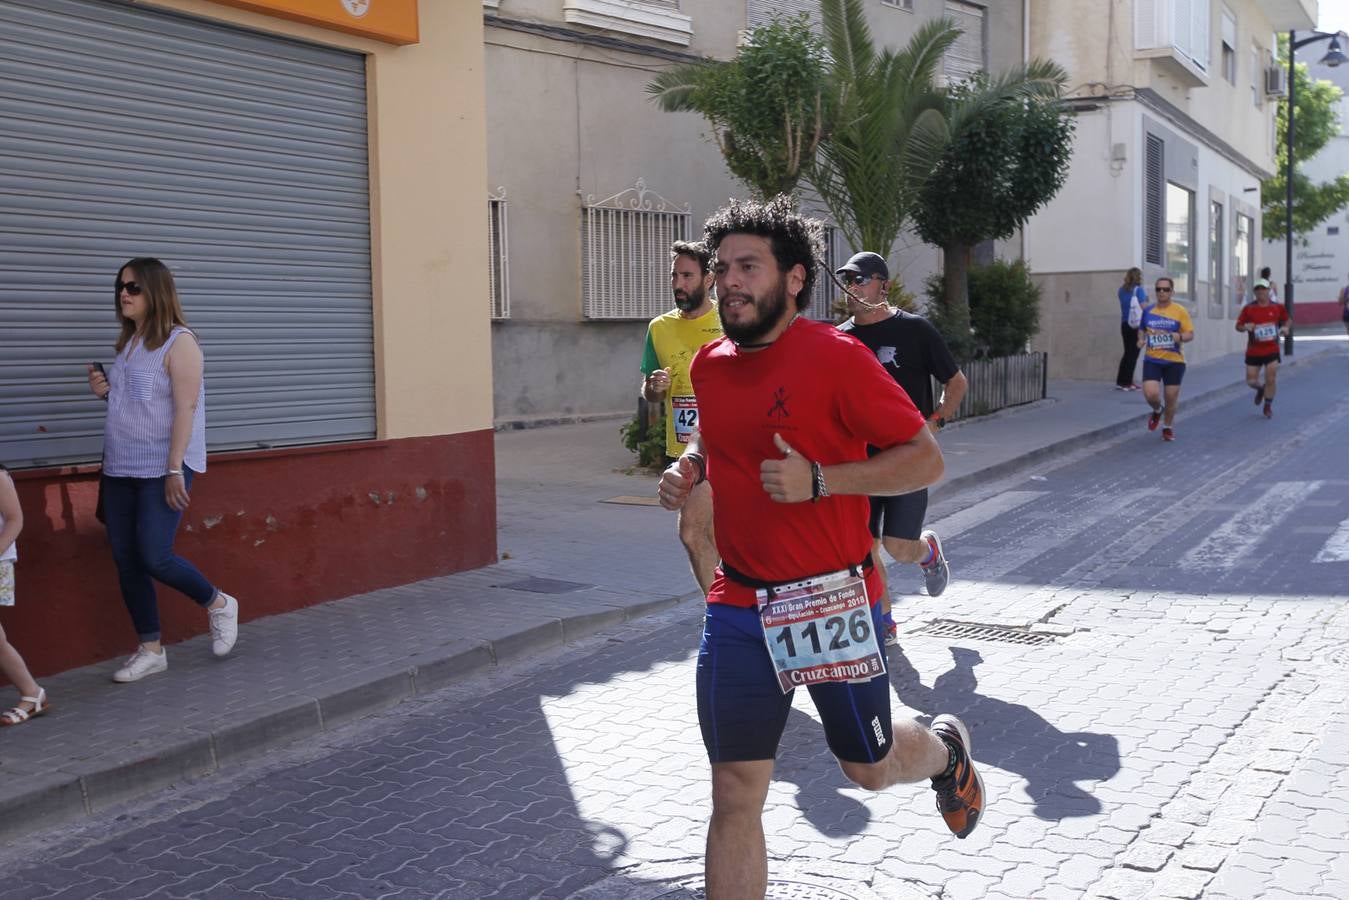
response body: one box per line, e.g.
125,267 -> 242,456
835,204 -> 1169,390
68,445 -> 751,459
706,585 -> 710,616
1136,275 -> 1195,442
86,258 -> 240,683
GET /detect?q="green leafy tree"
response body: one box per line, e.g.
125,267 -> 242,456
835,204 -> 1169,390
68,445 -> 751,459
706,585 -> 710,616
925,258 -> 1042,359
910,68 -> 1075,359
646,14 -> 829,199
1262,37 -> 1349,242
807,1 -> 956,254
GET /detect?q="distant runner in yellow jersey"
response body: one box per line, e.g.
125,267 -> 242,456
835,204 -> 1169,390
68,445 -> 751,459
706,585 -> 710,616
640,241 -> 722,594
1137,275 -> 1195,442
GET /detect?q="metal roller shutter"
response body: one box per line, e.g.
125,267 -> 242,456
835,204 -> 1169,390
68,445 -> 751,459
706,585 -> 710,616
0,0 -> 374,469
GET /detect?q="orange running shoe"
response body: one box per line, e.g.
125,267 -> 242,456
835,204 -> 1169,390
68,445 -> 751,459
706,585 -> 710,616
930,714 -> 986,838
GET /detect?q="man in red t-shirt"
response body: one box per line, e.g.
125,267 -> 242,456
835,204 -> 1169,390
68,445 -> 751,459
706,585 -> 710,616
1235,278 -> 1290,419
657,197 -> 987,898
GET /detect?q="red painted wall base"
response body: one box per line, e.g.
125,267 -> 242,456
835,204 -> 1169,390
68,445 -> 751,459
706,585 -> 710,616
2,431 -> 497,678
1291,300 -> 1344,325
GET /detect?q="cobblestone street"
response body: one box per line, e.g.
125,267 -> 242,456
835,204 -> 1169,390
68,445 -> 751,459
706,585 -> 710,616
2,350 -> 1347,899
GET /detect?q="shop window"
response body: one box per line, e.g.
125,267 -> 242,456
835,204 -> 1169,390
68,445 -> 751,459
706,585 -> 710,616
1232,212 -> 1252,314
1208,200 -> 1224,317
1165,182 -> 1194,300
581,180 -> 691,320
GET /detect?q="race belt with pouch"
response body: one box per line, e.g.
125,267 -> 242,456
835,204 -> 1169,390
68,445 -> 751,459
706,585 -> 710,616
722,556 -> 886,694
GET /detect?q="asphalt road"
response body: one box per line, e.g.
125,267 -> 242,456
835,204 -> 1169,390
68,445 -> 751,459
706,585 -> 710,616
4,351 -> 1348,900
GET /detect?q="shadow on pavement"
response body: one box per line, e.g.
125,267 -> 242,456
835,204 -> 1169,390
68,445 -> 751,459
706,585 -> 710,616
887,643 -> 1121,820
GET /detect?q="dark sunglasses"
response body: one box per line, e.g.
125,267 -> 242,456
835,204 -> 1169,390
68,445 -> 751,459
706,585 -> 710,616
840,272 -> 879,286
1155,286 -> 1173,293
116,281 -> 143,296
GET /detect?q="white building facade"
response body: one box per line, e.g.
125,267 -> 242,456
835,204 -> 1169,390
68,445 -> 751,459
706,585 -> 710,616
1025,0 -> 1318,379
1263,53 -> 1349,322
483,0 -> 1025,426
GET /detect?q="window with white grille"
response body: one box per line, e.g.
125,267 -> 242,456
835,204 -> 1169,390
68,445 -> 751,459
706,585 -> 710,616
881,0 -> 915,9
747,0 -> 820,30
1144,135 -> 1165,266
807,226 -> 848,321
488,190 -> 510,320
943,1 -> 986,84
581,180 -> 690,320
1136,0 -> 1211,71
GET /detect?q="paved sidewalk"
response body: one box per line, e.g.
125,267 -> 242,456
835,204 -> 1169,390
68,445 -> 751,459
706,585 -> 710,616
1,332 -> 1343,843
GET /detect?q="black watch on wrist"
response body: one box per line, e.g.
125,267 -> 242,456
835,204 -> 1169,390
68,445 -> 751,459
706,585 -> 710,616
930,415 -> 945,430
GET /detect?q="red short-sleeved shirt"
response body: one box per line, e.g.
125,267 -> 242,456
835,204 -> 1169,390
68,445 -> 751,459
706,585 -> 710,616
1236,302 -> 1288,357
691,318 -> 927,608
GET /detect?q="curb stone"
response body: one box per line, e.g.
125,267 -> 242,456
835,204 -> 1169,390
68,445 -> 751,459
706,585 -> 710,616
0,593 -> 691,844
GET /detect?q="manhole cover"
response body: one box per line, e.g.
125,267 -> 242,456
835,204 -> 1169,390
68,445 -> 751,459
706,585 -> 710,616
654,881 -> 865,899
495,576 -> 590,594
910,620 -> 1055,646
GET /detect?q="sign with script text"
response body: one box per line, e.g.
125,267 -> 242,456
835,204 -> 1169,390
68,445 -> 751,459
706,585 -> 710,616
205,0 -> 419,45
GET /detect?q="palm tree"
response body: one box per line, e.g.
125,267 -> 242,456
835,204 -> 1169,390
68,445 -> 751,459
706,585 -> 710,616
646,14 -> 829,200
808,1 -> 957,255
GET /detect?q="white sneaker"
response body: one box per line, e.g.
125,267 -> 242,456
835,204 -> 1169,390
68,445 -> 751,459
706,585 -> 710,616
113,646 -> 167,683
208,592 -> 239,657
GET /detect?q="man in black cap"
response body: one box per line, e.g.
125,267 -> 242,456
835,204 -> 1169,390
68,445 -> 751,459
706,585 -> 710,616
836,251 -> 966,645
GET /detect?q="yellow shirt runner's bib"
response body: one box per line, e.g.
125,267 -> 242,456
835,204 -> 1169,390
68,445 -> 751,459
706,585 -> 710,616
641,304 -> 723,459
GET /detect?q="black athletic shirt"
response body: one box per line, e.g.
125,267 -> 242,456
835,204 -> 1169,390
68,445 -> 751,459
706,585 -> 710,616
837,310 -> 960,418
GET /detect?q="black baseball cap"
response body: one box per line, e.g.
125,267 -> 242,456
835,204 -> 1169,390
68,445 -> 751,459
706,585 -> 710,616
835,251 -> 889,281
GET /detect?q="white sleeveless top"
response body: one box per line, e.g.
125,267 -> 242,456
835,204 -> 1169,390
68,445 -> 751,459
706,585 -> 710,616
0,509 -> 15,561
103,327 -> 208,478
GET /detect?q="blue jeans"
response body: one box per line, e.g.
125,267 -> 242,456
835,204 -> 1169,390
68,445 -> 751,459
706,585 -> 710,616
101,471 -> 216,643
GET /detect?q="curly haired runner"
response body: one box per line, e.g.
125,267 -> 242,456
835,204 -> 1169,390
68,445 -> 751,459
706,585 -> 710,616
657,197 -> 987,899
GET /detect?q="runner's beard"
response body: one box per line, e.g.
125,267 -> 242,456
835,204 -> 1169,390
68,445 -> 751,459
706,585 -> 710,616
719,279 -> 790,345
673,284 -> 706,312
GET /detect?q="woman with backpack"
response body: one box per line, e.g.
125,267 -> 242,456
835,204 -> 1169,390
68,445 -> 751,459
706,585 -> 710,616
1116,267 -> 1147,391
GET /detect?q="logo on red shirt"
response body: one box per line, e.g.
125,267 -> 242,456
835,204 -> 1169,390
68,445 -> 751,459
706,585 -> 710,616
768,387 -> 791,422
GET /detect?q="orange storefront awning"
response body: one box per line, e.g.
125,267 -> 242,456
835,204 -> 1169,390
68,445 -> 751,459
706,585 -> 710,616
205,0 -> 419,45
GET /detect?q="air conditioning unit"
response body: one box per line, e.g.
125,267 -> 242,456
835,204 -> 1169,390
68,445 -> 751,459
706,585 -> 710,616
1265,65 -> 1288,97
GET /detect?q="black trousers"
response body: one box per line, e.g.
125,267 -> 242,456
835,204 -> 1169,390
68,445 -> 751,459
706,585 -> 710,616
1117,322 -> 1140,387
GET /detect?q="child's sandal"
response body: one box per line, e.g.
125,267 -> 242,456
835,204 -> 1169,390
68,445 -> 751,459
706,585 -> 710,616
0,687 -> 50,726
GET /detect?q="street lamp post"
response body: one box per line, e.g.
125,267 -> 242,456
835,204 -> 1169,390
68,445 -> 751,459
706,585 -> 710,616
1282,30 -> 1347,356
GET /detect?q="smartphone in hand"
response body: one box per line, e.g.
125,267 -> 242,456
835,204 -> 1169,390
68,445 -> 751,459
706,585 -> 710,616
91,362 -> 106,376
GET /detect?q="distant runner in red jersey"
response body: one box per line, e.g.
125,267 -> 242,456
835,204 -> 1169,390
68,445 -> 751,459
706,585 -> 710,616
656,197 -> 987,898
1235,278 -> 1290,419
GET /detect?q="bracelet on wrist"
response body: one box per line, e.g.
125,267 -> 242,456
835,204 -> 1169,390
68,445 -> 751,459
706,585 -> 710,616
683,452 -> 707,485
167,469 -> 184,477
811,460 -> 829,503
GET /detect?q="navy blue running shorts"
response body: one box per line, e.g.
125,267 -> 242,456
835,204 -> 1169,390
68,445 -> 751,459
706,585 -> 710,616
1142,360 -> 1186,386
868,489 -> 928,541
695,599 -> 893,764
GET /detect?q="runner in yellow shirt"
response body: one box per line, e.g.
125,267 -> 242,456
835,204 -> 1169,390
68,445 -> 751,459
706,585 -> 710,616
1137,275 -> 1195,442
641,241 -> 723,594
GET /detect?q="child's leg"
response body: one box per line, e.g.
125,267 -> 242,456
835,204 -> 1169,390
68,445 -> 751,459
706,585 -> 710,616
0,621 -> 42,701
